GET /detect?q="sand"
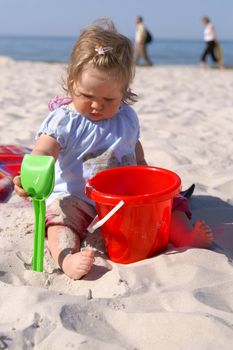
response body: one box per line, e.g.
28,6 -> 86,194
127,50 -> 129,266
0,56 -> 233,349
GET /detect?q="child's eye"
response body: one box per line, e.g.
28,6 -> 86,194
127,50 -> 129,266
82,93 -> 92,99
104,98 -> 114,102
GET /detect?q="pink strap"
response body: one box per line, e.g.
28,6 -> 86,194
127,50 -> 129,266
48,95 -> 72,111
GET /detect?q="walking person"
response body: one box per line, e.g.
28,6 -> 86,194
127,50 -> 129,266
134,16 -> 153,66
200,16 -> 224,69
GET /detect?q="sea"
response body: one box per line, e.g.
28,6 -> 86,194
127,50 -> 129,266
0,36 -> 233,66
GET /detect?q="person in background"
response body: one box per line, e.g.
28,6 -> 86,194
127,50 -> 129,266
200,16 -> 224,69
134,16 -> 153,66
14,19 -> 212,280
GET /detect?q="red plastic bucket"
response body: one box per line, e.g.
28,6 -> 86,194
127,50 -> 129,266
85,166 -> 181,264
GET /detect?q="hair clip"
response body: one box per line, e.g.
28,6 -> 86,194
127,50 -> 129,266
95,46 -> 113,55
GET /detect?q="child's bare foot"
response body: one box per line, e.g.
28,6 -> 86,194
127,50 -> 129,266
61,249 -> 95,279
190,220 -> 213,248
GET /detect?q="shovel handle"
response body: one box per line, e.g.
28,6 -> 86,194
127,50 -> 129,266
32,199 -> 46,272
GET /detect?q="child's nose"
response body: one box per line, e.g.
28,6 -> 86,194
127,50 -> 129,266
91,100 -> 103,110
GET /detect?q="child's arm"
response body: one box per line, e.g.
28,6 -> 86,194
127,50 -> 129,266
32,134 -> 60,159
135,140 -> 148,166
13,134 -> 60,198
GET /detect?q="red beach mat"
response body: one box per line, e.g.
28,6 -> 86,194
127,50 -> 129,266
0,145 -> 31,202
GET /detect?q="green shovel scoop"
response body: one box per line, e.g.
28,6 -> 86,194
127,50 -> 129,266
20,154 -> 55,272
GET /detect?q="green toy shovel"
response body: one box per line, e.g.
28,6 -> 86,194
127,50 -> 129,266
20,154 -> 55,272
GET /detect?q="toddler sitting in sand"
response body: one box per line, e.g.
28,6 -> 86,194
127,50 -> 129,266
14,19 -> 213,280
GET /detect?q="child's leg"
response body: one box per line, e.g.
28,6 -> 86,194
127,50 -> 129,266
47,225 -> 94,280
169,210 -> 213,248
46,196 -> 96,279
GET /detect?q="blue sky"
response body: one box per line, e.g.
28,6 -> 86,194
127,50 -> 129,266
0,0 -> 232,40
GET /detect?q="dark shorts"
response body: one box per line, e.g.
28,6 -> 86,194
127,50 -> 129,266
46,194 -> 191,239
46,196 -> 96,240
173,194 -> 192,219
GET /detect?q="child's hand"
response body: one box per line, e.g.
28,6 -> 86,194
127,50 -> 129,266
13,175 -> 29,199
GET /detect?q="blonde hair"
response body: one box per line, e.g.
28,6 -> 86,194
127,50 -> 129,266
64,19 -> 137,104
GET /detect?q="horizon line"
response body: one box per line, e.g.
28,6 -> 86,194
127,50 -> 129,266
0,34 -> 233,41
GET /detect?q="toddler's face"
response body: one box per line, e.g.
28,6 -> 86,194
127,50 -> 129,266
72,65 -> 123,121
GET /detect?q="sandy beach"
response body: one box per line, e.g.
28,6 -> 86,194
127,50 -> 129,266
0,56 -> 233,349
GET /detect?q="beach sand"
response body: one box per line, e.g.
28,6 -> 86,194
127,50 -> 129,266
0,57 -> 233,349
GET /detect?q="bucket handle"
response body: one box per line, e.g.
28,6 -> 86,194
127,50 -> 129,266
87,200 -> 125,233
